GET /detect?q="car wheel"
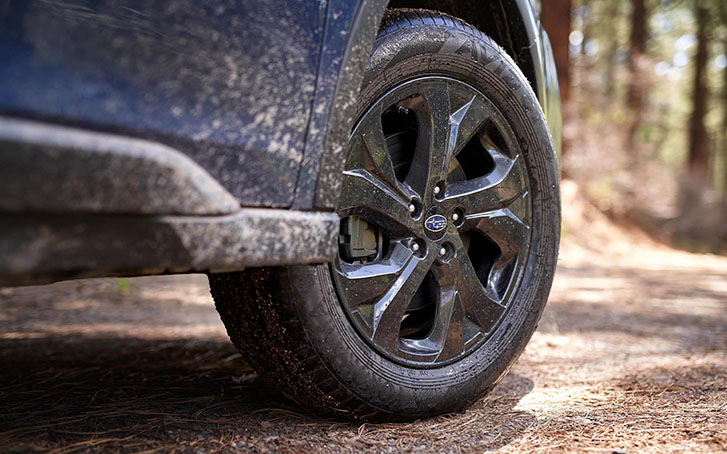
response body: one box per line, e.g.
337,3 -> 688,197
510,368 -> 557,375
209,9 -> 560,420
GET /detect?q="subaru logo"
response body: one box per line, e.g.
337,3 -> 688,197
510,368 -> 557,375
424,214 -> 447,233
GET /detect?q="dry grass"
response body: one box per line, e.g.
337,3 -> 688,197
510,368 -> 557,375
1,188 -> 726,453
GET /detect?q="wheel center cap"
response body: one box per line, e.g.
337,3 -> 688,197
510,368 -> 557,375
425,214 -> 447,233
423,208 -> 447,239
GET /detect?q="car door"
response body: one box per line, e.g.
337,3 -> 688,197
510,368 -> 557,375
0,0 -> 325,207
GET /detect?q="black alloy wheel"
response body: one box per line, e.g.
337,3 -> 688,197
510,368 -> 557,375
335,76 -> 531,367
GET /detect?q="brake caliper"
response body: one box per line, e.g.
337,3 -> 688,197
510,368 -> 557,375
338,216 -> 382,263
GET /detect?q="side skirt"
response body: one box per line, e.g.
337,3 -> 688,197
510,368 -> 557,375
0,209 -> 339,286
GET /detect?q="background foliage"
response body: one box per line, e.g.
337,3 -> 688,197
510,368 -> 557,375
542,0 -> 727,253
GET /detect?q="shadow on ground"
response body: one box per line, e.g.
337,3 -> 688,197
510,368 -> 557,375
0,333 -> 535,453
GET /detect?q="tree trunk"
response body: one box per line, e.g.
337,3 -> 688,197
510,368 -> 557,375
580,0 -> 591,58
722,37 -> 727,201
541,0 -> 572,157
626,0 -> 648,150
687,0 -> 710,182
719,0 -> 727,202
604,1 -> 621,100
541,0 -> 572,104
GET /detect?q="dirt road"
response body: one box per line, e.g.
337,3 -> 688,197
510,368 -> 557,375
1,228 -> 726,452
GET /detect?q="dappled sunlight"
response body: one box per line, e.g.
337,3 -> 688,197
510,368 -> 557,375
513,384 -> 613,414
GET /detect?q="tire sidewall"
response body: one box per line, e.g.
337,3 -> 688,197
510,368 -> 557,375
288,19 -> 560,417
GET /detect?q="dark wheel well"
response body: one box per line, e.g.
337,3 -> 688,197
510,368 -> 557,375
385,0 -> 538,97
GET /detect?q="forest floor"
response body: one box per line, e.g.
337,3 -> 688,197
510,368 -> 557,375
1,181 -> 726,453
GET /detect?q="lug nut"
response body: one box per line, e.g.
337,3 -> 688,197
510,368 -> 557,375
452,212 -> 459,221
439,247 -> 447,256
408,203 -> 416,213
433,186 -> 441,195
412,243 -> 420,252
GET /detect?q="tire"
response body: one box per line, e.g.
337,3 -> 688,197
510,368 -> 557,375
209,9 -> 560,420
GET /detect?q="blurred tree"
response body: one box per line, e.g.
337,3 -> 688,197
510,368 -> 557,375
580,0 -> 592,58
541,0 -> 572,157
626,0 -> 649,150
604,0 -> 623,99
718,1 -> 727,196
687,0 -> 710,182
542,0 -> 572,104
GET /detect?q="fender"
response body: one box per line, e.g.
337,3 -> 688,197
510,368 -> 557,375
293,0 -> 389,210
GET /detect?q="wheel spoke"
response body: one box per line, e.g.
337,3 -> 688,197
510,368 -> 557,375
443,150 -> 524,216
435,291 -> 467,361
437,235 -> 505,332
349,110 -> 401,190
333,241 -> 415,308
448,94 -> 493,159
339,168 -> 416,235
401,81 -> 452,199
371,251 -> 437,352
470,208 -> 529,265
400,271 -> 465,360
469,208 -> 530,300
